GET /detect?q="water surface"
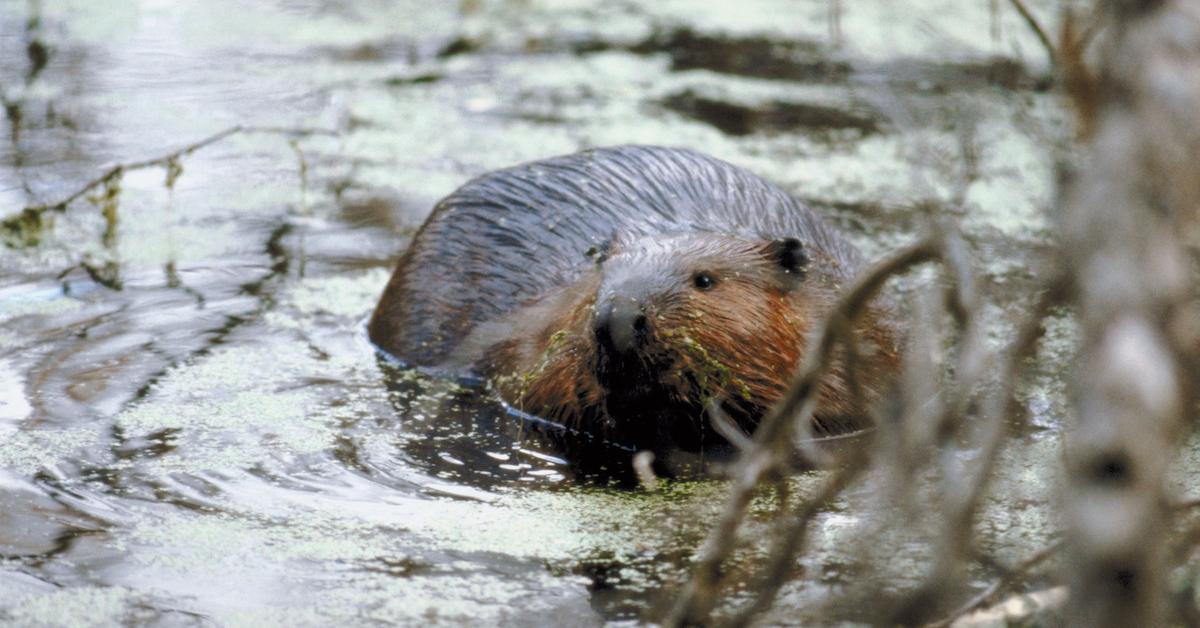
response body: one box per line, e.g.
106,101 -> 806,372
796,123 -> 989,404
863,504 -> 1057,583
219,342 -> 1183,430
1,1 -> 1094,624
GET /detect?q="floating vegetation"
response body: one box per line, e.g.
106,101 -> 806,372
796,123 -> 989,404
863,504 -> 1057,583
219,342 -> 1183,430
88,167 -> 122,249
164,156 -> 184,192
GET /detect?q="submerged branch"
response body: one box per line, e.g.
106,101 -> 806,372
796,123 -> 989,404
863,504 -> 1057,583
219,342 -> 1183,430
3,124 -> 337,242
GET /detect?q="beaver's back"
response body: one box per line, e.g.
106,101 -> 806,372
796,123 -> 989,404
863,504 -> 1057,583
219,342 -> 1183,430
369,145 -> 863,366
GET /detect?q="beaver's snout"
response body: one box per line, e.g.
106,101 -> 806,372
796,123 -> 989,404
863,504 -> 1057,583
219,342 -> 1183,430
593,296 -> 649,355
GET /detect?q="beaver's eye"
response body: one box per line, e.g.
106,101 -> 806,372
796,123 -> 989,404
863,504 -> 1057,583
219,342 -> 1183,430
692,272 -> 716,291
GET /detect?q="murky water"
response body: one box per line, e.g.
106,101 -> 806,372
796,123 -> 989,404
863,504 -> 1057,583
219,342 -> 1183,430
0,0 -> 1113,625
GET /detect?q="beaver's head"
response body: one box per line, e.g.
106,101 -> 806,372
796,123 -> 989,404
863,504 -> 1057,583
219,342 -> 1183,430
593,234 -> 808,354
492,232 -> 896,452
583,233 -> 817,441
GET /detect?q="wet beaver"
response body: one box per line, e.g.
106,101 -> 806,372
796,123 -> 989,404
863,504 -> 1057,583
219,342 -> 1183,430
369,146 -> 899,458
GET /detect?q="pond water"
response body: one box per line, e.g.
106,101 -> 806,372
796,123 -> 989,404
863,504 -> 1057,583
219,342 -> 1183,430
0,0 -> 1116,625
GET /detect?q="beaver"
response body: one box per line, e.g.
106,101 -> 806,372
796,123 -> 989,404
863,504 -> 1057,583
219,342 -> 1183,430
369,145 -> 899,458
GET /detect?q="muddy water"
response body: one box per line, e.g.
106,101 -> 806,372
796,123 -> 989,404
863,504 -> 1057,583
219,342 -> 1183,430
0,0 -> 1112,625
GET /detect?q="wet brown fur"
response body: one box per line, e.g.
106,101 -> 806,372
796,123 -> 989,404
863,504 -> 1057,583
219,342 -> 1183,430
467,233 -> 900,443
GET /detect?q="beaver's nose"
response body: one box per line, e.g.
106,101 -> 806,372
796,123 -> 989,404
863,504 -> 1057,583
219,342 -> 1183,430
593,297 -> 648,355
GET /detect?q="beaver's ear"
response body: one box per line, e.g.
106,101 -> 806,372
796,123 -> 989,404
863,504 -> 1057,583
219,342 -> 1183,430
766,237 -> 808,276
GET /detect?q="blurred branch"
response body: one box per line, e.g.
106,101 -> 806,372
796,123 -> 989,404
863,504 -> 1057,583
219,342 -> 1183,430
1059,9 -> 1102,139
941,585 -> 1067,627
927,539 -> 1063,628
707,401 -> 752,452
1058,0 -> 1200,625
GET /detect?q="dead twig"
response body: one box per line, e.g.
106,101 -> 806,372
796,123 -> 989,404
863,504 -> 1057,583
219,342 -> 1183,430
633,451 -> 659,492
707,401 -> 752,452
943,277 -> 1063,508
1007,0 -> 1057,67
926,539 -> 1063,628
1059,8 -> 1102,139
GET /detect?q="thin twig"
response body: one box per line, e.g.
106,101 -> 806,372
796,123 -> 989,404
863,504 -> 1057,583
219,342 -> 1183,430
926,539 -> 1064,628
944,276 -> 1064,515
827,0 -> 843,47
990,0 -> 1001,42
1060,8 -> 1102,139
633,451 -> 659,492
1008,0 -> 1057,67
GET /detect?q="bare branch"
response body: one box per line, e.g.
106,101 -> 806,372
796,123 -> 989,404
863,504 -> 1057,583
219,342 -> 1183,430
927,539 -> 1063,628
633,451 -> 659,492
1008,0 -> 1057,67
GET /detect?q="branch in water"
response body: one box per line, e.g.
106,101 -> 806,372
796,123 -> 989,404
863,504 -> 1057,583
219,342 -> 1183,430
3,124 -> 338,241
